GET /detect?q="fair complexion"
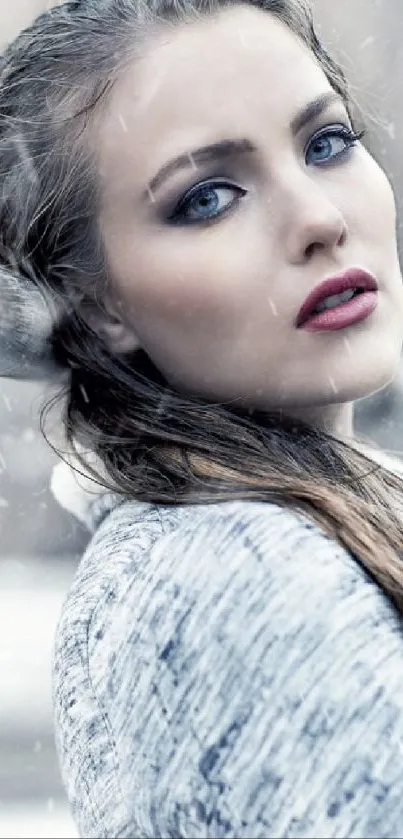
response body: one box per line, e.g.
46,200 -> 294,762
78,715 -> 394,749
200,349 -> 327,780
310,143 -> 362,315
92,5 -> 403,439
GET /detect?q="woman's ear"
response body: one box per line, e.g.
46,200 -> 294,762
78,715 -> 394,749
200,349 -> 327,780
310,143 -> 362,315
80,299 -> 141,355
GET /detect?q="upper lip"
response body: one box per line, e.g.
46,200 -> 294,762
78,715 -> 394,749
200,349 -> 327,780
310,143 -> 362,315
296,268 -> 378,328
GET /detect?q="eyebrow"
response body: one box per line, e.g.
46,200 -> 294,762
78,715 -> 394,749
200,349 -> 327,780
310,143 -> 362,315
145,91 -> 344,198
145,138 -> 256,197
291,91 -> 345,136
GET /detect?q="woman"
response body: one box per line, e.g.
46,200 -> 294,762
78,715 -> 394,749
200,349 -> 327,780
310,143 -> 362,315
2,0 -> 403,836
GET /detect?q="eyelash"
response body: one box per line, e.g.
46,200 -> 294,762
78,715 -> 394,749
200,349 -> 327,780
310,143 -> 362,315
168,123 -> 365,226
168,179 -> 246,226
305,124 -> 365,166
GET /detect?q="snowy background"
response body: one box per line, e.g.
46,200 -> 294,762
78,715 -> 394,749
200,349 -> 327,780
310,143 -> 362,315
1,0 -> 403,837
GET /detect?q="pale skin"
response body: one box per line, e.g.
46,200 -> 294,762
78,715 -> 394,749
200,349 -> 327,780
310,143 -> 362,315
87,5 -> 403,441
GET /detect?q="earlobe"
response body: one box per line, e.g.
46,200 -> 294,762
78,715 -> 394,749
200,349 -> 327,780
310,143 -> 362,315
82,304 -> 141,355
97,319 -> 141,354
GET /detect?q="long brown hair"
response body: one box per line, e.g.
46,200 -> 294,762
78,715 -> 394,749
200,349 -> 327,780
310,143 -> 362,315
1,0 -> 403,612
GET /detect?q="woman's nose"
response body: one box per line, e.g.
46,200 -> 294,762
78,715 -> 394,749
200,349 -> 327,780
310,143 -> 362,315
283,179 -> 347,265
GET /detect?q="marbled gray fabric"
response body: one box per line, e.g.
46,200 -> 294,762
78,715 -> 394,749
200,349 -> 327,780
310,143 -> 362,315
0,266 -> 61,379
53,488 -> 403,839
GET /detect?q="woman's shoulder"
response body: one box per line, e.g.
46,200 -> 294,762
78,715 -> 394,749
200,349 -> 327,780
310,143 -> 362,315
53,497 -> 403,838
53,436 -> 403,638
53,498 -> 329,677
53,492 -> 396,661
59,495 -> 328,607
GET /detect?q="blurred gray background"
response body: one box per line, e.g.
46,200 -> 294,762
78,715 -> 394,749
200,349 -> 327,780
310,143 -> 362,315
1,0 -> 403,836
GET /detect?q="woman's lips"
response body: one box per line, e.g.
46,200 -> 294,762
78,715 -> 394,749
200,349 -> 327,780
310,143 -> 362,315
296,268 -> 379,331
297,290 -> 378,332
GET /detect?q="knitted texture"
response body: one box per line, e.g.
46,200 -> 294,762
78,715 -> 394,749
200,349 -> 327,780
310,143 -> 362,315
53,485 -> 403,838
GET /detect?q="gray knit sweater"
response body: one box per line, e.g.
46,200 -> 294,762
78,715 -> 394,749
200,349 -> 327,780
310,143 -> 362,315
52,456 -> 403,839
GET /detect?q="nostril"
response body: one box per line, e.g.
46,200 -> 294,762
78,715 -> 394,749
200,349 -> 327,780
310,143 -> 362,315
305,241 -> 325,259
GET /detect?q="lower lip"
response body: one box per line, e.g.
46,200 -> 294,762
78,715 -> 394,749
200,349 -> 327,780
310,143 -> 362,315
300,291 -> 378,332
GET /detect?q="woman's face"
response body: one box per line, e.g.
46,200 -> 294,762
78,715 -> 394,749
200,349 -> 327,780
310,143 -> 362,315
95,4 -> 403,414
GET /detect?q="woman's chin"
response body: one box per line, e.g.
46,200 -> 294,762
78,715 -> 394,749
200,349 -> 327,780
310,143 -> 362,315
319,362 -> 401,405
263,363 -> 401,412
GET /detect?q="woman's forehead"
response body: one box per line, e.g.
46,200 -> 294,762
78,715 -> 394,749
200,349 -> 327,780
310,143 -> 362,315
105,6 -> 321,117
95,6 -> 329,192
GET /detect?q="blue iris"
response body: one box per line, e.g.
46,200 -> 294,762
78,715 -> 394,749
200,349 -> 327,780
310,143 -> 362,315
172,182 -> 245,224
306,127 -> 359,165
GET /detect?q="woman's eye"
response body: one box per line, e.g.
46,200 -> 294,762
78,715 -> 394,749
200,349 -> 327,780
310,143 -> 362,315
169,182 -> 246,225
306,127 -> 363,166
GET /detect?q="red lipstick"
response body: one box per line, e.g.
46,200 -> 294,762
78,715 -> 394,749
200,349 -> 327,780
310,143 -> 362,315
296,269 -> 378,332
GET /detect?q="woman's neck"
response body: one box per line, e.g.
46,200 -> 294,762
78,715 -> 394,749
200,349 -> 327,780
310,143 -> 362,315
285,401 -> 355,441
